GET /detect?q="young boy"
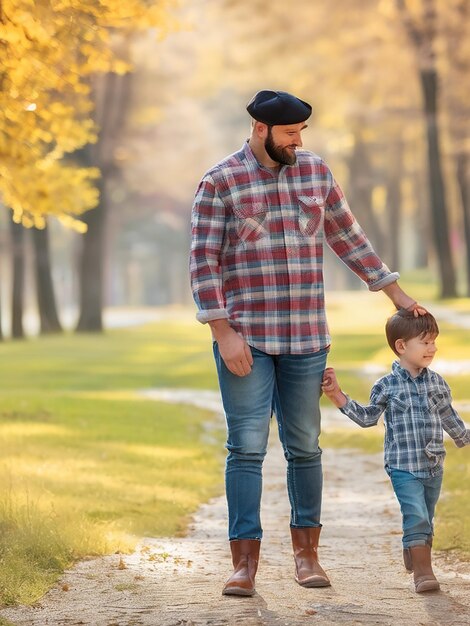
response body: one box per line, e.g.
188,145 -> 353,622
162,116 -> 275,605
321,309 -> 470,593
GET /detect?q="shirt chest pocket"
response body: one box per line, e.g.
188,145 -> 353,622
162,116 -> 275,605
232,200 -> 268,244
388,395 -> 415,441
427,392 -> 446,414
296,194 -> 324,236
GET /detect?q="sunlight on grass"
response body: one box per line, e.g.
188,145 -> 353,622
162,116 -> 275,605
0,393 -> 225,605
0,318 -> 217,392
435,446 -> 470,554
1,292 -> 469,606
0,320 -> 223,606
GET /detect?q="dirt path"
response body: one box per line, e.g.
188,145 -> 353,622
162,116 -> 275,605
2,395 -> 470,626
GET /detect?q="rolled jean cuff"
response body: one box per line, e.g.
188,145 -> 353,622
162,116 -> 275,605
403,538 -> 429,548
403,535 -> 432,548
290,523 -> 322,529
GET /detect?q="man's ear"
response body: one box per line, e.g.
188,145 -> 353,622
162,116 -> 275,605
395,338 -> 406,355
254,121 -> 268,138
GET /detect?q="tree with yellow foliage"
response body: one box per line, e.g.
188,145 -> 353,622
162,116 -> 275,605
0,0 -> 175,230
0,0 -> 176,336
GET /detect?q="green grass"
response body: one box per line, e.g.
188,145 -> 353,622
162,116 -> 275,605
0,316 -> 223,606
0,317 -> 218,392
322,286 -> 470,559
1,285 -> 469,607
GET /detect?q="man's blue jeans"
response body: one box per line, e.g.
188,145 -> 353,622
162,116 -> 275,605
213,343 -> 328,540
388,468 -> 443,548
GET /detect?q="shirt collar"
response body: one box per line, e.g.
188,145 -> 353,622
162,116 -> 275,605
392,360 -> 428,381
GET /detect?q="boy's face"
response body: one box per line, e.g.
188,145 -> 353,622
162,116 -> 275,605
396,333 -> 438,374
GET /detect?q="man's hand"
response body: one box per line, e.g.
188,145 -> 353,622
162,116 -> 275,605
209,319 -> 253,377
381,282 -> 428,317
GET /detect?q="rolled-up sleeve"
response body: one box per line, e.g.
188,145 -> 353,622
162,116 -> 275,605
190,175 -> 230,323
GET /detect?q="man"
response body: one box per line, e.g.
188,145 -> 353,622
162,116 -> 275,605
189,89 -> 425,596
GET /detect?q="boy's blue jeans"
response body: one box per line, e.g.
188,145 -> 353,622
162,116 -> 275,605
213,342 -> 328,541
388,468 -> 443,548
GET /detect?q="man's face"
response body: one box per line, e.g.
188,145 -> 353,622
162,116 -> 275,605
264,123 -> 307,165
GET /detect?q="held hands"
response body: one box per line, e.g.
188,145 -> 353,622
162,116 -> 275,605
321,367 -> 348,408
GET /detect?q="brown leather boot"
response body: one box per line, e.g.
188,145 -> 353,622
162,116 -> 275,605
222,539 -> 260,596
291,527 -> 330,588
403,536 -> 432,573
410,545 -> 440,593
403,548 -> 413,573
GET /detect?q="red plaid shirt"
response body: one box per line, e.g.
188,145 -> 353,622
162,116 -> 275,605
190,142 -> 398,354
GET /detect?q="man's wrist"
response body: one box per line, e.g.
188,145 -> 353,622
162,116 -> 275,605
381,281 -> 414,310
208,318 -> 234,341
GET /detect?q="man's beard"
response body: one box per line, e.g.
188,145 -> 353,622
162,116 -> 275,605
265,127 -> 297,166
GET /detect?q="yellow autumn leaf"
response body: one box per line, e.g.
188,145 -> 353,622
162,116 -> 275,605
0,0 -> 178,226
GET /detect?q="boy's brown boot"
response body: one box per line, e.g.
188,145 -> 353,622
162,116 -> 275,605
222,539 -> 260,596
404,536 -> 432,573
291,527 -> 330,587
410,545 -> 440,593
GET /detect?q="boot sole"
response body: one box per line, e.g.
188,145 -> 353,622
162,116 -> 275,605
222,586 -> 255,596
415,580 -> 440,593
296,578 -> 331,588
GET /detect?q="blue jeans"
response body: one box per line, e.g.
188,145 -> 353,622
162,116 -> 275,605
213,343 -> 328,540
388,468 -> 443,548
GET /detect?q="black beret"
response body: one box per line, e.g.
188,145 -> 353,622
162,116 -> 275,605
246,89 -> 312,126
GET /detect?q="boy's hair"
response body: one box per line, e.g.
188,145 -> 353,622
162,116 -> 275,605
385,309 -> 439,356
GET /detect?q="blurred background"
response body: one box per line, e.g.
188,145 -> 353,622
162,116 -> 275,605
2,3 -> 470,610
1,0 -> 469,338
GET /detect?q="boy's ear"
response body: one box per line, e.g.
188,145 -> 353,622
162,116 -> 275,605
395,338 -> 406,354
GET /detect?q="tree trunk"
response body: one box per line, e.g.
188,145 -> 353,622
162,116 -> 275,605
395,0 -> 458,296
32,224 -> 63,333
420,69 -> 457,297
348,136 -> 384,254
10,219 -> 25,338
456,152 -> 470,296
75,70 -> 132,332
76,175 -> 106,332
385,142 -> 403,272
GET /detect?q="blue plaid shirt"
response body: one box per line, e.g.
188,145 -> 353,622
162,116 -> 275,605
340,361 -> 470,477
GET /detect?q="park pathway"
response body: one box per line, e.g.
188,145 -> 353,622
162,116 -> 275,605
2,300 -> 470,625
2,390 -> 470,626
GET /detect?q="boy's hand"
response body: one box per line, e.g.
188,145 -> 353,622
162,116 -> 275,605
321,367 -> 339,392
321,367 -> 348,408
